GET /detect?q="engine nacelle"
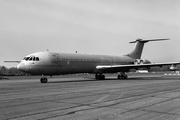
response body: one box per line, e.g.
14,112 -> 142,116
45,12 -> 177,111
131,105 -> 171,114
134,59 -> 151,65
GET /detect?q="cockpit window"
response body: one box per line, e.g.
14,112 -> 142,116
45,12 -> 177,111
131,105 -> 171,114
36,57 -> 39,61
32,57 -> 35,61
29,57 -> 33,61
25,57 -> 30,61
23,56 -> 39,61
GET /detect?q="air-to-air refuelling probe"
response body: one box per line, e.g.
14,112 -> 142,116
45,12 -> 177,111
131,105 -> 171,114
5,38 -> 180,83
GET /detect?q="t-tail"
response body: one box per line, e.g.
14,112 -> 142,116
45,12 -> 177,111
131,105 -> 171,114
125,38 -> 169,59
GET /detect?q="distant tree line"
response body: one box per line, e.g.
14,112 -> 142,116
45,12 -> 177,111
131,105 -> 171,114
131,65 -> 180,72
0,66 -> 30,76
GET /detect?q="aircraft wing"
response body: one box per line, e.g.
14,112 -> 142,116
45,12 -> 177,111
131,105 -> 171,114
4,61 -> 21,63
96,62 -> 180,73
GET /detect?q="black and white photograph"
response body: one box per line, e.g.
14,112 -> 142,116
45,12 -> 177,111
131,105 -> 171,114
0,0 -> 180,119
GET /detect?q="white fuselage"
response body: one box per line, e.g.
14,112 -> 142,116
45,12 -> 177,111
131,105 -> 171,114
17,52 -> 135,75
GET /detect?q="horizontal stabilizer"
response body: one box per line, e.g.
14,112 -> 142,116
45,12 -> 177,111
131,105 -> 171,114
4,61 -> 20,63
129,38 -> 169,43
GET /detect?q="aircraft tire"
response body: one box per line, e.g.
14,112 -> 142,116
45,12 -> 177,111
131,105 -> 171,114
40,78 -> 48,83
44,78 -> 48,83
117,75 -> 121,79
40,78 -> 44,83
118,73 -> 128,80
101,75 -> 105,80
95,74 -> 99,79
95,74 -> 105,80
98,75 -> 105,80
124,74 -> 128,79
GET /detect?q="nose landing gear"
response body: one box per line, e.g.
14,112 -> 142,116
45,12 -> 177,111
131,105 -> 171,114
40,75 -> 48,83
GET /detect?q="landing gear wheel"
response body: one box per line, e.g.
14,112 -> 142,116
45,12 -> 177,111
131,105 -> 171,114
95,74 -> 99,79
95,74 -> 105,80
117,72 -> 128,80
117,75 -> 121,79
40,78 -> 48,83
124,74 -> 128,79
101,75 -> 105,80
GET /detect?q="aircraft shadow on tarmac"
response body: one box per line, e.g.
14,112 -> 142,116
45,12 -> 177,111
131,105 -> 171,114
0,77 -> 9,80
48,76 -> 180,83
49,77 -> 113,83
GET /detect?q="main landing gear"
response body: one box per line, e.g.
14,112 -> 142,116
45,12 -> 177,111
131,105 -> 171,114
95,72 -> 128,80
95,73 -> 105,80
40,76 -> 48,83
117,72 -> 128,79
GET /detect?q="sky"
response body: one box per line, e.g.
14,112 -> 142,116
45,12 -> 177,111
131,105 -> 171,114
0,0 -> 180,68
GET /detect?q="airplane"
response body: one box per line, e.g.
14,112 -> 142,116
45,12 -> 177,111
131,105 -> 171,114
5,38 -> 180,83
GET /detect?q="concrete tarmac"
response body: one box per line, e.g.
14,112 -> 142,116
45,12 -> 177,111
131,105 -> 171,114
1,73 -> 180,120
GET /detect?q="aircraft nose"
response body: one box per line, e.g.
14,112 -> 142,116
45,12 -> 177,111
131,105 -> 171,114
17,63 -> 26,72
17,63 -> 23,70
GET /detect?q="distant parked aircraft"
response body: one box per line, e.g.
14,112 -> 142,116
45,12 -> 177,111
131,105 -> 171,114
5,38 -> 180,83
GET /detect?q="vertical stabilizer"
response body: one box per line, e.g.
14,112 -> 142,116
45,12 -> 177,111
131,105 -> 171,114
125,38 -> 169,59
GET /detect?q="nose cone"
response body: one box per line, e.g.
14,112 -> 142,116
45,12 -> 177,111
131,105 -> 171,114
17,63 -> 23,71
17,63 -> 28,72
